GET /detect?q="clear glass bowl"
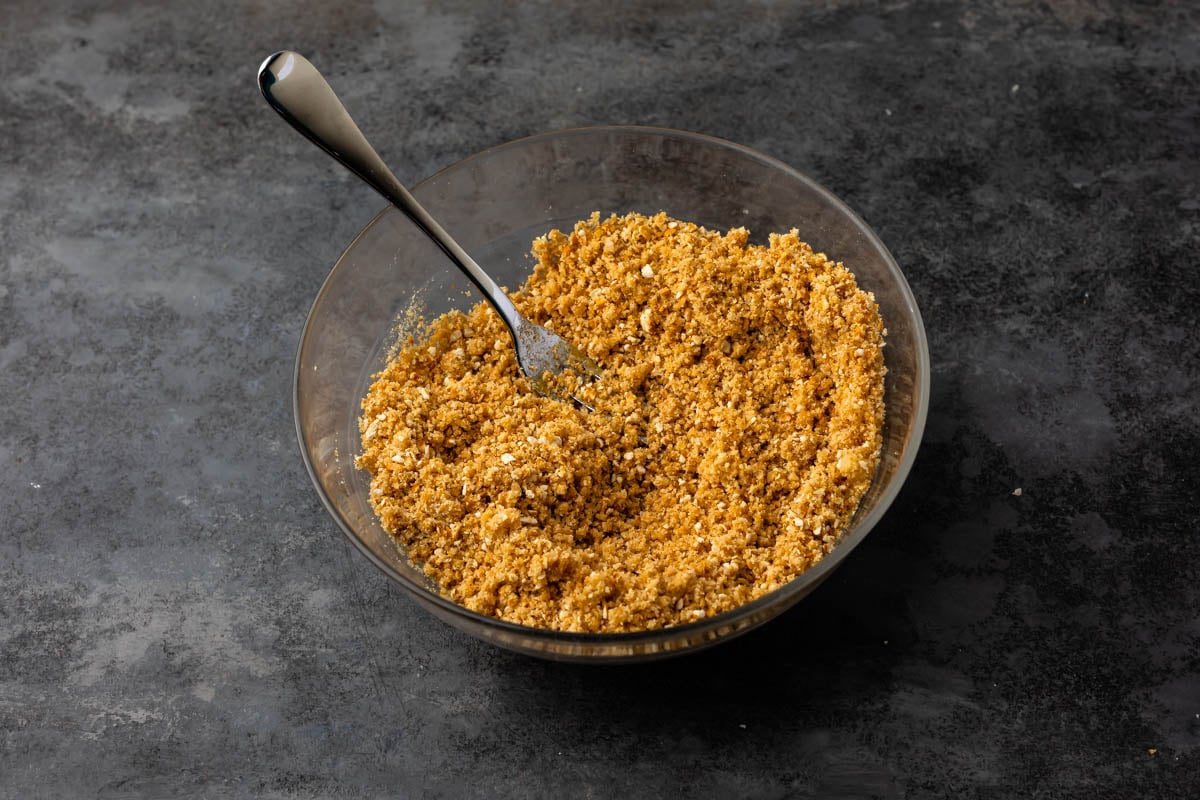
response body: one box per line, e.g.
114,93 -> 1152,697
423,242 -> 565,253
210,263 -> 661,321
294,126 -> 929,662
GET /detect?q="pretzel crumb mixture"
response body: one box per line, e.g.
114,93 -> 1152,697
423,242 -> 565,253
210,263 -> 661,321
356,212 -> 886,632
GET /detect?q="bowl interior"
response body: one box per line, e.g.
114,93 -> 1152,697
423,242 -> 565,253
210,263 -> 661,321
294,126 -> 929,660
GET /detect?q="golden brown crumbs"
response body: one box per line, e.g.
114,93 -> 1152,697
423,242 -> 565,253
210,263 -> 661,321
355,211 -> 886,633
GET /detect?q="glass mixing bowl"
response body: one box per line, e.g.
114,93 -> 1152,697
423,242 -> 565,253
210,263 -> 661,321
294,126 -> 929,661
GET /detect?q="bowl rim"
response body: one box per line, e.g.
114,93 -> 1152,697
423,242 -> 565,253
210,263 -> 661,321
294,124 -> 931,645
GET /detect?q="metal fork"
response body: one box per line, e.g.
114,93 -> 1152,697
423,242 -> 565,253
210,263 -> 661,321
258,51 -> 600,405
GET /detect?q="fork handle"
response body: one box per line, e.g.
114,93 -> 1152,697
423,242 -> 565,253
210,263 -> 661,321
257,51 -> 521,330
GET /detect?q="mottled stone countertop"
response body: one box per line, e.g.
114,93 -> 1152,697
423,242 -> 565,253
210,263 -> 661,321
2,1 -> 1197,797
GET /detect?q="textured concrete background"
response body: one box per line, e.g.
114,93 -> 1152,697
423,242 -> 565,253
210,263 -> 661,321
2,0 -> 1198,797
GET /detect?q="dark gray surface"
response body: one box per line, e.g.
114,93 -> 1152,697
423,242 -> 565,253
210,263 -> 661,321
2,1 -> 1197,797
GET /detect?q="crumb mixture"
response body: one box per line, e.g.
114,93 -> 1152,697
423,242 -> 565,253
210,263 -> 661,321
356,212 -> 886,632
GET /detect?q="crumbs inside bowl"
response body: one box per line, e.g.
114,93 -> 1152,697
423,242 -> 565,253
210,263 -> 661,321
353,211 -> 886,633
